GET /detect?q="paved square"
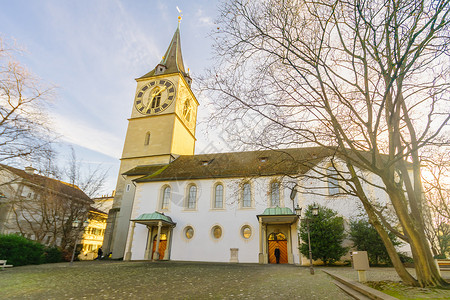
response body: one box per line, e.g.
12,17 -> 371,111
0,261 -> 351,299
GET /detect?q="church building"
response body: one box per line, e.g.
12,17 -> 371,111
103,24 -> 381,264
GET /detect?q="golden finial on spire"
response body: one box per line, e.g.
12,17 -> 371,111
176,6 -> 182,23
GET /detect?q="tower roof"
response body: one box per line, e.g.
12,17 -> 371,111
138,25 -> 189,80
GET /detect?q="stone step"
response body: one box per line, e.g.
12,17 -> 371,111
333,280 -> 371,300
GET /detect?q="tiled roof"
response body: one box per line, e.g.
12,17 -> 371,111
0,164 -> 92,203
134,147 -> 331,182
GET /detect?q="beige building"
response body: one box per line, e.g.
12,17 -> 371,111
0,164 -> 92,249
79,207 -> 108,260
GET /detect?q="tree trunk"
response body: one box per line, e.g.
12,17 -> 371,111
347,163 -> 419,285
386,187 -> 448,287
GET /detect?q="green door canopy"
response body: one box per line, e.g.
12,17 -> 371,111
257,206 -> 298,224
131,211 -> 176,227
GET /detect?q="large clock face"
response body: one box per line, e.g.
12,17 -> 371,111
135,79 -> 176,115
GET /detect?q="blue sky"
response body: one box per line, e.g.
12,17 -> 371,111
0,0 -> 225,193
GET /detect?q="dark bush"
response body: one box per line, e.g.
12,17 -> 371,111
43,246 -> 63,263
0,234 -> 44,266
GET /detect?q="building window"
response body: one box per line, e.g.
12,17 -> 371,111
144,132 -> 151,145
270,182 -> 280,206
242,183 -> 252,208
327,166 -> 339,196
161,186 -> 170,210
214,184 -> 223,208
184,226 -> 194,239
211,225 -> 222,239
187,185 -> 197,209
241,225 -> 252,239
126,184 -> 131,192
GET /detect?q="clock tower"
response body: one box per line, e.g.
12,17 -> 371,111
104,24 -> 198,258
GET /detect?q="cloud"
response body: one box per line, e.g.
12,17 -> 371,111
195,8 -> 214,26
52,113 -> 123,159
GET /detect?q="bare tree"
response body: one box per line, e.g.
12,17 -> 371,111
422,147 -> 450,257
1,164 -> 91,250
0,37 -> 55,164
202,0 -> 450,287
64,147 -> 108,198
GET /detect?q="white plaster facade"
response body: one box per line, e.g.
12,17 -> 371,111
124,159 -> 389,264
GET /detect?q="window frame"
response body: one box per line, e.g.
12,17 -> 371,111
185,184 -> 198,210
241,181 -> 253,208
327,166 -> 340,196
270,181 -> 280,207
240,225 -> 252,240
161,185 -> 171,210
211,225 -> 223,240
184,226 -> 194,240
213,183 -> 224,209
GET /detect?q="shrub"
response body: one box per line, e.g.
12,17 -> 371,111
43,246 -> 63,263
349,219 -> 402,266
0,234 -> 44,266
299,204 -> 348,265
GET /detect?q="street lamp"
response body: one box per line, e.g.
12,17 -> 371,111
70,219 -> 89,265
295,204 -> 319,275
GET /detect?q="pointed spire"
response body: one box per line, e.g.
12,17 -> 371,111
138,24 -> 189,80
159,24 -> 186,74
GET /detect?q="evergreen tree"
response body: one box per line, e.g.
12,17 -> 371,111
299,204 -> 348,265
349,219 -> 402,265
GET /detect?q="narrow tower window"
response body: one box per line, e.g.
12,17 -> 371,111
144,132 -> 151,145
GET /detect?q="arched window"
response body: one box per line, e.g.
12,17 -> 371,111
242,183 -> 252,208
214,184 -> 223,208
270,182 -> 280,206
327,166 -> 339,196
268,232 -> 286,241
187,185 -> 197,209
161,186 -> 170,209
144,132 -> 151,145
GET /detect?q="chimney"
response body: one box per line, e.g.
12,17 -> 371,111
24,166 -> 36,175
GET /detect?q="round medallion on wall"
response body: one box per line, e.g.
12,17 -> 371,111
135,79 -> 176,115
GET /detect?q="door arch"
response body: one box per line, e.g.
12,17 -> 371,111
268,232 -> 288,264
152,233 -> 167,260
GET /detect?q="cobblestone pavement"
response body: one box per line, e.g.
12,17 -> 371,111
0,261 -> 352,299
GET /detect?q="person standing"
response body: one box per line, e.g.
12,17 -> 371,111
274,247 -> 281,264
97,247 -> 103,260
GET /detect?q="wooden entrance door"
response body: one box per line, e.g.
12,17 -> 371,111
151,233 -> 167,260
268,232 -> 288,264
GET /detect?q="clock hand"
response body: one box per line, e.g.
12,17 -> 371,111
146,86 -> 168,111
145,91 -> 158,111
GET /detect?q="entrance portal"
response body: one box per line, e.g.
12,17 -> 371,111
152,233 -> 167,260
268,232 -> 288,264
